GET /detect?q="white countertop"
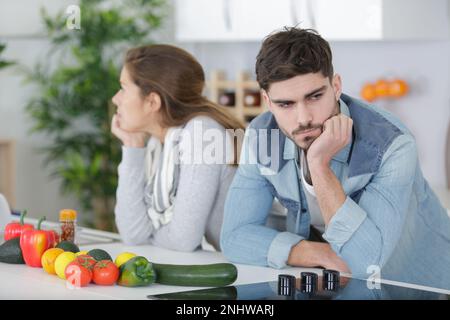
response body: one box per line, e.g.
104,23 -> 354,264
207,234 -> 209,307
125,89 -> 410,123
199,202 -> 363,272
0,241 -> 319,300
1,237 -> 450,300
1,207 -> 450,300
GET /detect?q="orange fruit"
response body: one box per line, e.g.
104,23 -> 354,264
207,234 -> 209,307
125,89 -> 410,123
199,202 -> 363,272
41,248 -> 65,275
361,83 -> 377,102
388,79 -> 409,98
374,79 -> 390,97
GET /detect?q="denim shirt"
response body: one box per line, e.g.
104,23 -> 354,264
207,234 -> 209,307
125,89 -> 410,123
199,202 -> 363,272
221,94 -> 450,290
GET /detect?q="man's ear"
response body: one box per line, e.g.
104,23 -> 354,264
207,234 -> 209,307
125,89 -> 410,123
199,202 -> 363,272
332,74 -> 342,101
261,89 -> 274,112
144,92 -> 162,114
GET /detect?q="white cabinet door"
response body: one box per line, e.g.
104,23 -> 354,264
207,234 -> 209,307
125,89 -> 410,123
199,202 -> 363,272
175,0 -> 236,41
313,0 -> 448,40
290,0 -> 319,30
314,0 -> 383,40
382,0 -> 449,40
175,0 -> 449,42
176,0 -> 296,42
231,0 -> 294,41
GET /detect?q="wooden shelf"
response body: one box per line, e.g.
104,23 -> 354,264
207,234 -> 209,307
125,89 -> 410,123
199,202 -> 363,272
0,139 -> 15,208
243,107 -> 265,116
207,70 -> 267,124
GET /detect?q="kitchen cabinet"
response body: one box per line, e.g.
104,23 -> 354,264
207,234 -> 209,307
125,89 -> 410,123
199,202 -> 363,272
231,0 -> 295,41
175,0 -> 449,42
314,0 -> 449,40
175,0 -> 236,41
175,0 -> 298,41
312,0 -> 383,40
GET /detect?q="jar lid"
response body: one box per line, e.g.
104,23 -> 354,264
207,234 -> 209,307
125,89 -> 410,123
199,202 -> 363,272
59,209 -> 77,221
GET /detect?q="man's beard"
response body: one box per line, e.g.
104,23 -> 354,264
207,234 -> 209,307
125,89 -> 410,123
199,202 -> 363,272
288,100 -> 340,151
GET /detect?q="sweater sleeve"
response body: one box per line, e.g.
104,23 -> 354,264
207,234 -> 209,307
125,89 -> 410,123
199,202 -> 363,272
114,146 -> 154,245
115,117 -> 230,249
149,162 -> 222,251
149,117 -> 226,251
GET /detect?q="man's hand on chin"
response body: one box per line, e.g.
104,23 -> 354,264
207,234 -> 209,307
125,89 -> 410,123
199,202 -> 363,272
306,114 -> 353,168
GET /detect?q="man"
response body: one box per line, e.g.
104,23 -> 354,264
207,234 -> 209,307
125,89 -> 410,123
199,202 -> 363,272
221,28 -> 450,289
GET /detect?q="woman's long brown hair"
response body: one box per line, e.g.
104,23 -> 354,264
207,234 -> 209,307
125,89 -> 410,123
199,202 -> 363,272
125,44 -> 245,165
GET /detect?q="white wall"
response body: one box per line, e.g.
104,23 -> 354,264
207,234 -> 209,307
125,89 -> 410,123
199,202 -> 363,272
0,0 -> 80,222
0,0 -> 449,226
0,39 -> 81,221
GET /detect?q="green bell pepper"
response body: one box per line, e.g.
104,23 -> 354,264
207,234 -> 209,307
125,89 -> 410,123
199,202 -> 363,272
117,256 -> 156,287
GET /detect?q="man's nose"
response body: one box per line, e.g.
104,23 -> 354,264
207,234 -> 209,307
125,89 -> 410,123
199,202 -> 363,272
295,105 -> 313,127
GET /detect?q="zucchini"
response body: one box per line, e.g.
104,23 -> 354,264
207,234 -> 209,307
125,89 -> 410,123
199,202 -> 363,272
152,262 -> 238,287
0,237 -> 25,264
151,286 -> 238,300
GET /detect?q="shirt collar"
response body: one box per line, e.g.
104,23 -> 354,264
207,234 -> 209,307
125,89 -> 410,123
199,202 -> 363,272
333,98 -> 353,164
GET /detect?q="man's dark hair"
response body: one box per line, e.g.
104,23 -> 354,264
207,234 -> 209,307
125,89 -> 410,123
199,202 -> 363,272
255,27 -> 334,91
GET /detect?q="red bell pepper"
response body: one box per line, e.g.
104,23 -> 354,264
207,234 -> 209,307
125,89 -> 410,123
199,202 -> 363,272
20,216 -> 56,268
4,210 -> 34,241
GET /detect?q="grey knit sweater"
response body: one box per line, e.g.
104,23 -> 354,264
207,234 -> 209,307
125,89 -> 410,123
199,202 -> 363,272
114,116 -> 236,251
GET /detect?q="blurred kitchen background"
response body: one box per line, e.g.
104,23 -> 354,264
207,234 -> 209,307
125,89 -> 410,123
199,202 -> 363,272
0,0 -> 449,231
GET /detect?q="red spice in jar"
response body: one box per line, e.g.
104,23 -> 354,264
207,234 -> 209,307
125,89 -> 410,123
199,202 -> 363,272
59,209 -> 77,243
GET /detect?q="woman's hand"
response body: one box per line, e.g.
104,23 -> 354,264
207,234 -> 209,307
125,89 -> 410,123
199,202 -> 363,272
111,114 -> 149,148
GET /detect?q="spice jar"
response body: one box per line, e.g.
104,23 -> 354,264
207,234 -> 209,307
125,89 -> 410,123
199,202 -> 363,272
59,209 -> 77,243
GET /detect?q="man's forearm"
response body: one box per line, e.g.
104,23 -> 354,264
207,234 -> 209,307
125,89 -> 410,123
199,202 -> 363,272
288,240 -> 351,273
287,240 -> 323,267
308,162 -> 346,225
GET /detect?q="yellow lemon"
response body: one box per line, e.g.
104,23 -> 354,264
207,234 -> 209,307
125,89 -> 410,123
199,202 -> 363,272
41,248 -> 65,275
76,251 -> 89,256
115,252 -> 137,268
54,252 -> 77,279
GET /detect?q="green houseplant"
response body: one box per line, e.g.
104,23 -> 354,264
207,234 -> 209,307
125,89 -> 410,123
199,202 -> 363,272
24,0 -> 166,231
0,43 -> 14,69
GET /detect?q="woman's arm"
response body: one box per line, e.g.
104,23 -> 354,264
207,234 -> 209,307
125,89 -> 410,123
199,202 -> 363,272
149,116 -> 227,251
149,162 -> 222,251
114,146 -> 155,245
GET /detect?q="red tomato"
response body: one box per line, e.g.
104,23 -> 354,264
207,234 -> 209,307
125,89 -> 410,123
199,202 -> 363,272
75,255 -> 97,271
92,260 -> 119,286
65,261 -> 92,287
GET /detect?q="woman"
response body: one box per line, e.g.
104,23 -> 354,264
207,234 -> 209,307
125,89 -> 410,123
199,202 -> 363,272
111,44 -> 244,251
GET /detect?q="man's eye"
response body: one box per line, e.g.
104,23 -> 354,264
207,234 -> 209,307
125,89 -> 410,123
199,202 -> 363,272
277,102 -> 292,108
310,93 -> 323,100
